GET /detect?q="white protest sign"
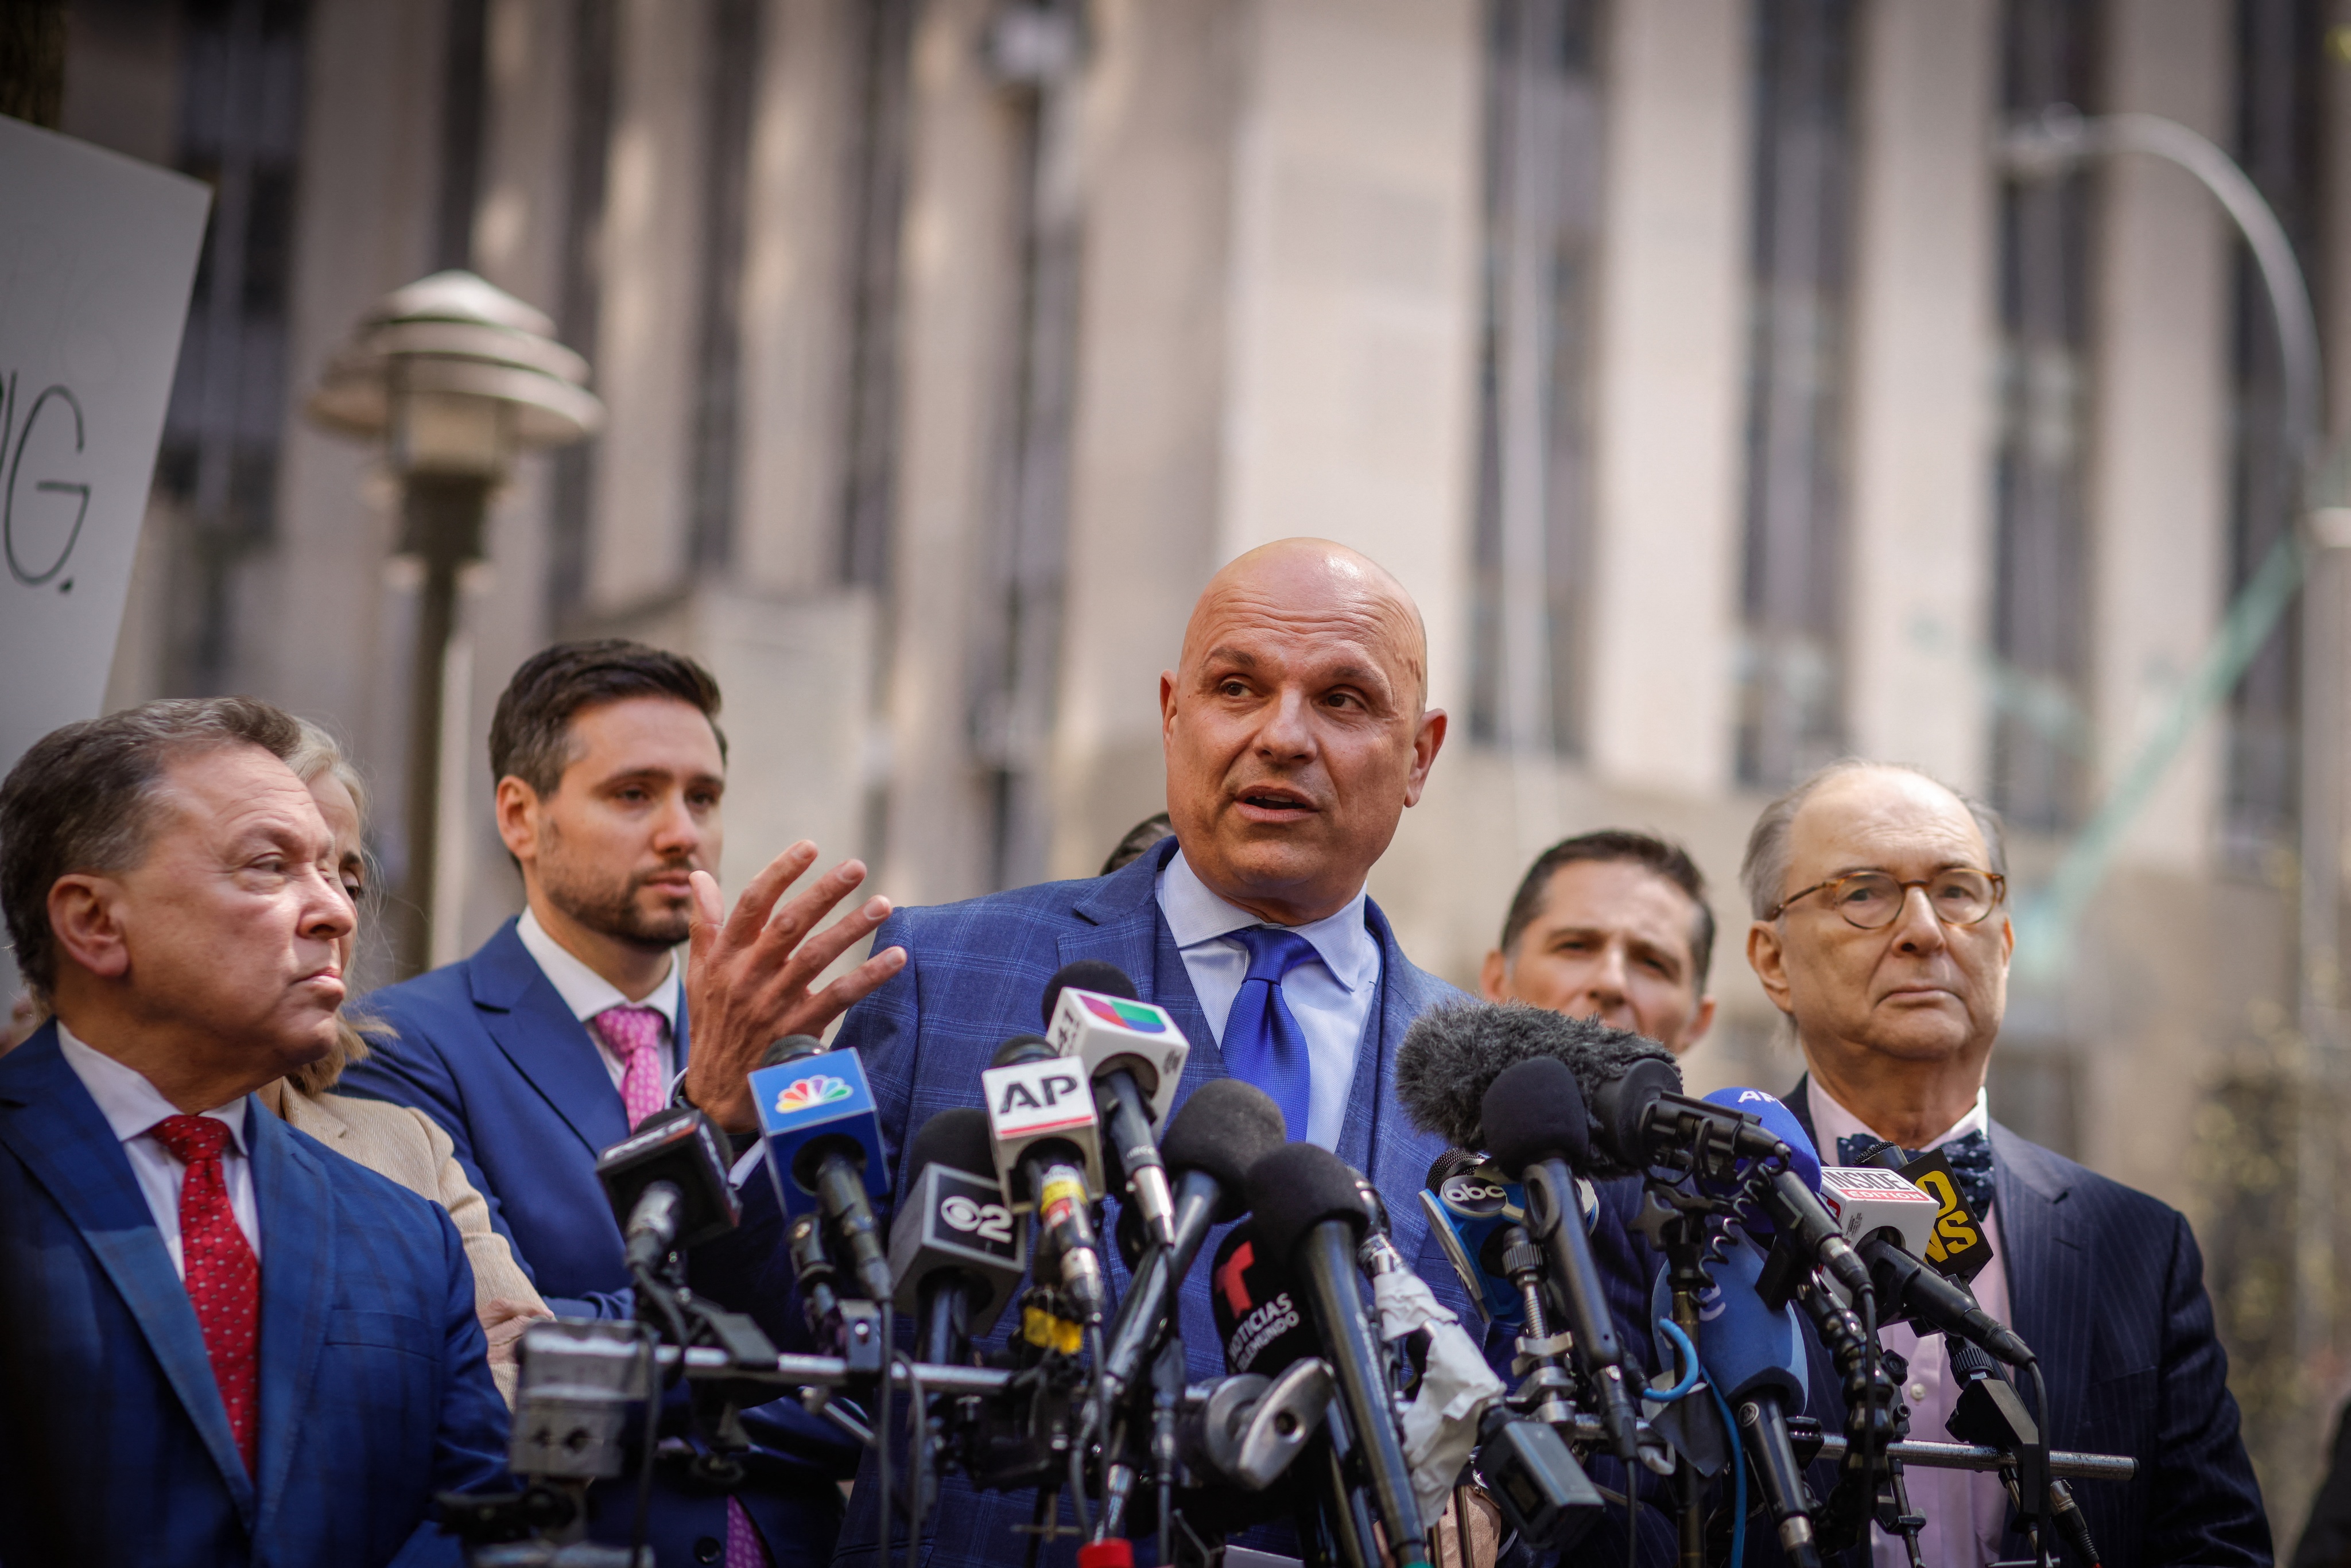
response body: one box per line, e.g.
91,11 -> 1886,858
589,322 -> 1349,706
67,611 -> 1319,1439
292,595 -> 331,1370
0,118 -> 210,782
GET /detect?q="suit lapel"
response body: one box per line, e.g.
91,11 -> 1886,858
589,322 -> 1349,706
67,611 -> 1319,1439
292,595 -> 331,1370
0,1028 -> 258,1521
1064,839 -> 1224,1097
1988,1123 -> 2084,1418
469,919 -> 630,1156
1357,901 -> 1453,1289
250,1105 -> 336,1543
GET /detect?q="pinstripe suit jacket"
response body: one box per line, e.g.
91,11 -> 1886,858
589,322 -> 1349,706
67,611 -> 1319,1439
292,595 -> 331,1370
803,836 -> 1482,1568
1778,1078 -> 2271,1568
0,1022 -> 509,1568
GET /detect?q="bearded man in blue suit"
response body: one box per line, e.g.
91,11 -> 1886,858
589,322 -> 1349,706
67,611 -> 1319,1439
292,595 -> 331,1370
0,698 -> 507,1567
788,538 -> 1498,1568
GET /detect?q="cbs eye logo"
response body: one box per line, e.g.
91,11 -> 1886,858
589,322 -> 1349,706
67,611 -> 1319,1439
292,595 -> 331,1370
940,1194 -> 1014,1244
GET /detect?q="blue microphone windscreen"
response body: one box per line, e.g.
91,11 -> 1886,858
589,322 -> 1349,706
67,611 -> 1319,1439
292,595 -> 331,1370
1701,1086 -> 1822,1194
1650,1228 -> 1807,1408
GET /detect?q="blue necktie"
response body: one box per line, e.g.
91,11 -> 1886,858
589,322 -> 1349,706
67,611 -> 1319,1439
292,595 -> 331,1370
1837,1127 -> 1996,1218
1221,927 -> 1321,1141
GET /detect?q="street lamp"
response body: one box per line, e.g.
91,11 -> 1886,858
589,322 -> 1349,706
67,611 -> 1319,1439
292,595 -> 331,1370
309,270 -> 602,976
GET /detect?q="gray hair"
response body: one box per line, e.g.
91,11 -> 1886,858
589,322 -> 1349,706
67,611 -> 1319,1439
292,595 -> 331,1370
1,697 -> 304,1000
1740,759 -> 2008,921
277,717 -> 386,1097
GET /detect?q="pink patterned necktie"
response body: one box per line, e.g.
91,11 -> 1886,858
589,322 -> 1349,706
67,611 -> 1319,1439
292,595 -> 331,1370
149,1115 -> 259,1472
593,1004 -> 668,1131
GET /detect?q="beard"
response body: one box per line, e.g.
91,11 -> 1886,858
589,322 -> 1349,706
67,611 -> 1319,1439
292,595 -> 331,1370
537,836 -> 696,952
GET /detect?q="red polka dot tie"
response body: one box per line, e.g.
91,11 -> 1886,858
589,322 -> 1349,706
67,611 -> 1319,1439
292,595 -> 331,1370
594,1004 -> 668,1132
149,1115 -> 259,1473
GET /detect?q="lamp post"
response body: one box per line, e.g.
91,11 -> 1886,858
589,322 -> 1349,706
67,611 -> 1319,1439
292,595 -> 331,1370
309,271 -> 602,976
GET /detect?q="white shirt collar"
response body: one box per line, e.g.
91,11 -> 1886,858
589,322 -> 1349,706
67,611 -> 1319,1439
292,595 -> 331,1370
54,1019 -> 250,1152
1806,1073 -> 1989,1159
516,906 -> 682,1028
1157,849 -> 1379,995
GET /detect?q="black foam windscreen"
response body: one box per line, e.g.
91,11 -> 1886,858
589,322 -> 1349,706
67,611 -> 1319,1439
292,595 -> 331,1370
1591,1056 -> 1681,1171
902,1106 -> 996,1184
1246,1141 -> 1369,1262
759,1033 -> 828,1069
1041,959 -> 1139,1026
1158,1078 -> 1289,1220
991,1033 -> 1056,1068
1393,1002 -> 1678,1178
1480,1057 -> 1592,1177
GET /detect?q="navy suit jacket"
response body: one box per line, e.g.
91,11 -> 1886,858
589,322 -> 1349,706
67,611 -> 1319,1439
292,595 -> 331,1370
345,919 -> 859,1563
0,1022 -> 509,1568
796,837 -> 1483,1568
1775,1078 -> 2271,1568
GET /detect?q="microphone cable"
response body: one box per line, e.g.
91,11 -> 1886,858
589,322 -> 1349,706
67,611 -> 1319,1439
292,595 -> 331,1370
1650,1316 -> 1746,1568
627,1254 -> 693,1567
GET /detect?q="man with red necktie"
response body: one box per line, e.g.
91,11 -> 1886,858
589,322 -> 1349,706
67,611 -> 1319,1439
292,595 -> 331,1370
0,697 -> 507,1566
347,640 -> 905,1568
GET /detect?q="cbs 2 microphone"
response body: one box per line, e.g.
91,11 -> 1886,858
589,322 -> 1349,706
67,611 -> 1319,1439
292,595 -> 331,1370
889,1108 -> 1029,1366
1041,961 -> 1190,1249
749,1043 -> 894,1304
982,1035 -> 1109,1321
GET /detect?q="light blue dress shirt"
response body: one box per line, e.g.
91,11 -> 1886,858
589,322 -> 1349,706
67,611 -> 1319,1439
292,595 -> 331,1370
1155,849 -> 1382,1149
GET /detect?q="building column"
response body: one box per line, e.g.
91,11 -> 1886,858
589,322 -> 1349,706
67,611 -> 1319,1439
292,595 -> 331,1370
1842,0 -> 1998,790
1584,0 -> 1747,799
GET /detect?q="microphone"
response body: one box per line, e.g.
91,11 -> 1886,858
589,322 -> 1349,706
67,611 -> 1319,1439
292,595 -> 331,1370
1209,1218 -> 1322,1379
1479,1057 -> 1643,1464
760,1033 -> 829,1069
1247,1142 -> 1430,1567
1103,1077 -> 1288,1400
887,1108 -> 1029,1359
1417,1150 -> 1530,1328
1652,1229 -> 1821,1568
1815,1163 -> 2035,1366
982,1034 -> 1109,1320
748,1043 -> 894,1303
595,1107 -> 741,1273
1395,1002 -> 1678,1179
1040,961 -> 1190,1249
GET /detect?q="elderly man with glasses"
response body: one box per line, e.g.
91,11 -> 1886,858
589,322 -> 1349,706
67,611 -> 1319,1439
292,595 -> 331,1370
1740,760 -> 2266,1568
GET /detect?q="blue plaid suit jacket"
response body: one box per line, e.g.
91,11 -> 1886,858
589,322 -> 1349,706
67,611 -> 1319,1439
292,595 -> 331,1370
1766,1077 -> 2271,1568
802,837 -> 1484,1568
0,1021 -> 509,1568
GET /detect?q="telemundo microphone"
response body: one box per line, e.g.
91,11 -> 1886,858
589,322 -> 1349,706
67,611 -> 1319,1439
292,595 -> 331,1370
981,1034 -> 1109,1321
1816,1151 -> 2035,1367
748,1038 -> 895,1305
887,1107 -> 1029,1364
1480,1057 -> 1646,1464
1040,960 -> 1190,1249
595,1106 -> 742,1273
1652,1225 -> 1823,1568
1246,1142 -> 1431,1568
1101,1077 -> 1289,1402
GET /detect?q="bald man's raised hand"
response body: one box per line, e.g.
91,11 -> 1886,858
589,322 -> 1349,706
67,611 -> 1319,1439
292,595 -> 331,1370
680,843 -> 907,1132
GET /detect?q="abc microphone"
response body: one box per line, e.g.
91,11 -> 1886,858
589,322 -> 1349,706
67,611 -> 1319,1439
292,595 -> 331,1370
1102,1077 -> 1289,1401
1480,1057 -> 1644,1464
888,1108 -> 1028,1365
595,1107 -> 741,1272
1247,1142 -> 1431,1568
981,1034 -> 1109,1321
1041,961 -> 1190,1249
748,1042 -> 894,1304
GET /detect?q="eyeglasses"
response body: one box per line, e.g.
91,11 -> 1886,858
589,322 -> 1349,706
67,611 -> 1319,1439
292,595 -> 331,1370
1768,868 -> 2007,930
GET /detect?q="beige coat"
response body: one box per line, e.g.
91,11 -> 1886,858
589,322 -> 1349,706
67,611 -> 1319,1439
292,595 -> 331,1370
273,1085 -> 547,1403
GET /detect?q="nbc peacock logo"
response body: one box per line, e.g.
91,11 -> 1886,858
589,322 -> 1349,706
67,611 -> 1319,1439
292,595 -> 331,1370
775,1075 -> 853,1115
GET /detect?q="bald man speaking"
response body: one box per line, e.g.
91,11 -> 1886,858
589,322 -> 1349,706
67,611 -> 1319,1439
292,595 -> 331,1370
820,539 -> 1475,1567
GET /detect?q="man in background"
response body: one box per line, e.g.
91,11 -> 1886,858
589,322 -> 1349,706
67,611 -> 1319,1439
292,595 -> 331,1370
0,698 -> 506,1566
1481,829 -> 1716,1055
1745,759 -> 2265,1568
344,639 -> 903,1568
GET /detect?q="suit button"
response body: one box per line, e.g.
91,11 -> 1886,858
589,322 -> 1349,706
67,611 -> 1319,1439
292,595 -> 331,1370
696,1536 -> 723,1563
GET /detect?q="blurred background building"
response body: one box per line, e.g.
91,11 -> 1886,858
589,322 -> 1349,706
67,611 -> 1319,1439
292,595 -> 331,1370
53,0 -> 2351,1534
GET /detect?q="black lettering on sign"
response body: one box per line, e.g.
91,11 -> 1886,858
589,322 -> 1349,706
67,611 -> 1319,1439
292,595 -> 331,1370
2,372 -> 94,589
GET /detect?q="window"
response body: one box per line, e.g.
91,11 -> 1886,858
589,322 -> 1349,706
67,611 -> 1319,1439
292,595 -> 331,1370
1735,0 -> 1855,789
1468,0 -> 1603,757
1987,0 -> 2098,831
